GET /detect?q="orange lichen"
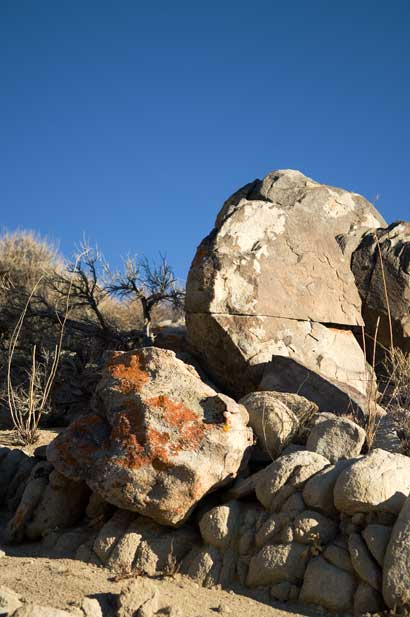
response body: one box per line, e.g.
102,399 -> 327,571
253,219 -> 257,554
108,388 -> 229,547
107,352 -> 149,394
148,395 -> 198,427
51,414 -> 108,473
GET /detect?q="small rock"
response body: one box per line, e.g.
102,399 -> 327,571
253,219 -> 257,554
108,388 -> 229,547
116,579 -> 159,617
306,413 -> 365,463
362,524 -> 391,567
383,492 -> 410,608
0,585 -> 22,615
322,541 -> 354,573
293,511 -> 338,546
270,581 -> 299,602
255,513 -> 288,548
180,546 -> 222,588
239,392 -> 299,460
280,492 -> 305,517
247,543 -> 309,586
199,502 -> 240,551
300,556 -> 355,612
255,451 -> 329,510
354,582 -> 384,615
303,459 -> 355,516
348,533 -> 382,590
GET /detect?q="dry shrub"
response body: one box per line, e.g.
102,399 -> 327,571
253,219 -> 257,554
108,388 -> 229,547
382,348 -> 410,455
0,229 -> 60,292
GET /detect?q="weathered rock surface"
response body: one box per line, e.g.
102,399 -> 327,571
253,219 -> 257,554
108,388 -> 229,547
199,502 -> 240,550
186,169 -> 384,396
255,450 -> 329,510
260,355 -> 374,416
354,582 -> 384,615
300,556 -> 356,612
0,585 -> 23,615
48,347 -> 253,526
348,532 -> 382,590
334,449 -> 410,515
240,392 -> 299,459
247,542 -> 309,586
24,470 -> 90,541
306,413 -> 365,462
362,524 -> 391,566
383,493 -> 410,608
293,510 -> 338,545
351,221 -> 410,353
303,459 -> 355,516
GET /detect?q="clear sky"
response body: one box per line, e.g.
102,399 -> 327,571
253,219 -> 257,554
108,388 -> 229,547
1,1 -> 409,280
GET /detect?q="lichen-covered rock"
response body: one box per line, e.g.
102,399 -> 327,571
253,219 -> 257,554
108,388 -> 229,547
48,347 -> 252,526
247,542 -> 309,586
306,414 -> 365,463
255,451 -> 329,510
351,221 -> 410,354
383,493 -> 410,608
239,392 -> 299,459
334,449 -> 410,515
300,556 -> 356,612
186,169 -> 384,396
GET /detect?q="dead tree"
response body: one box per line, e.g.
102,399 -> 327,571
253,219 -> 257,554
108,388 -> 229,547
106,254 -> 185,339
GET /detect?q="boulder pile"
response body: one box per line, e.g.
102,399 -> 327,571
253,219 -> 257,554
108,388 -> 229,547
2,169 -> 410,615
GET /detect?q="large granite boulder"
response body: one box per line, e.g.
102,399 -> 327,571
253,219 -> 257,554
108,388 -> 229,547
47,347 -> 253,526
351,221 -> 410,354
186,169 -> 385,397
334,449 -> 410,515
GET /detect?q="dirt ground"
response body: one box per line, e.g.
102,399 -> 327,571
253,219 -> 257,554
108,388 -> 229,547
0,549 -> 323,617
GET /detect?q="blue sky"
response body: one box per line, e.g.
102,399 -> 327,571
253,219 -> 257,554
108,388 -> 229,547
1,1 -> 409,280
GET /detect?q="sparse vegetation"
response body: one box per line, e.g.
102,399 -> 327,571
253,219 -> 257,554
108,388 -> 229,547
0,229 -> 185,441
382,348 -> 410,455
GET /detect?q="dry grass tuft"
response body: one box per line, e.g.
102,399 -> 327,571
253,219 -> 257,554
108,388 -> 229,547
382,348 -> 410,455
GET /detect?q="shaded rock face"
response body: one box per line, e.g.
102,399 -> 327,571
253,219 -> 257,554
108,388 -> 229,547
383,493 -> 410,608
351,221 -> 410,354
186,169 -> 385,396
47,347 -> 252,526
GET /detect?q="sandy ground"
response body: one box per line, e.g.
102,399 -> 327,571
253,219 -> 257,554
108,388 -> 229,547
0,428 -> 62,455
0,549 -> 323,617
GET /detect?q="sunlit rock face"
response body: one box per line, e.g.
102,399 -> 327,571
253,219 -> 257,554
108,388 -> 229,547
186,169 -> 386,397
47,347 -> 253,526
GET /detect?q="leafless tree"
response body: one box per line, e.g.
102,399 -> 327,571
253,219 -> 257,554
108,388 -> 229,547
106,254 -> 185,339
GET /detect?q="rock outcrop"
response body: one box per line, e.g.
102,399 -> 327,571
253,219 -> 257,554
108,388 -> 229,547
351,221 -> 410,354
47,347 -> 252,526
186,169 -> 384,397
